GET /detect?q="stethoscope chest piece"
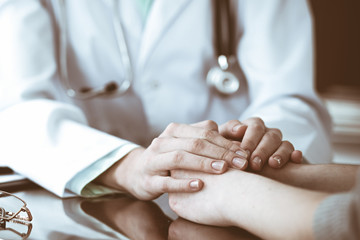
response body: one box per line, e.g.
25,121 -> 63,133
206,55 -> 240,95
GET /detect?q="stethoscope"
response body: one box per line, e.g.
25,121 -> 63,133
58,0 -> 240,100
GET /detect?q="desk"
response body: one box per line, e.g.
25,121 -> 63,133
1,185 -> 259,240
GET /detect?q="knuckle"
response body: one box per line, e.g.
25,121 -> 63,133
191,138 -> 205,151
159,180 -> 170,192
165,122 -> 179,134
150,137 -> 162,149
283,140 -> 294,150
203,120 -> 218,130
198,158 -> 207,170
231,144 -> 242,153
243,139 -> 257,151
172,150 -> 184,165
266,131 -> 282,143
252,117 -> 265,125
255,146 -> 269,158
270,128 -> 283,140
220,149 -> 232,161
201,129 -> 215,140
225,141 -> 237,152
251,123 -> 266,133
228,119 -> 241,125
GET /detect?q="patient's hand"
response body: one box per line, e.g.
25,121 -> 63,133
168,169 -> 248,227
168,168 -> 328,240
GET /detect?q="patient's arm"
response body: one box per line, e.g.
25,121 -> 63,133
169,163 -> 359,240
260,162 -> 359,193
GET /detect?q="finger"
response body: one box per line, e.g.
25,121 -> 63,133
161,123 -> 238,152
249,128 -> 282,171
268,141 -> 295,168
239,118 -> 266,156
152,150 -> 231,173
150,137 -> 248,170
153,176 -> 204,193
291,150 -> 303,164
219,120 -> 247,140
190,120 -> 219,132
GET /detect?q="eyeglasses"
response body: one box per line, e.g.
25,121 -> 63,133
0,191 -> 32,239
0,191 -> 32,223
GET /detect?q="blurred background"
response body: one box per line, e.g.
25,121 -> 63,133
310,0 -> 360,163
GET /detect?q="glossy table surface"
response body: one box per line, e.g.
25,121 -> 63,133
1,183 -> 260,240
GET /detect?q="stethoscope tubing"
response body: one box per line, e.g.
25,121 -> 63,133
58,0 -> 133,99
58,0 -> 240,99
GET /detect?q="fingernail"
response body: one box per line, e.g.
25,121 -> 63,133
232,124 -> 241,132
189,180 -> 200,189
211,161 -> 225,171
232,157 -> 247,169
253,156 -> 262,168
273,156 -> 282,166
236,150 -> 248,159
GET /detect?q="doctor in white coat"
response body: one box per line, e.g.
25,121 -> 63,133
0,0 -> 332,199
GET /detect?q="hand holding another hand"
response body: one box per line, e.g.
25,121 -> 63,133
96,118 -> 302,200
219,118 -> 303,171
97,120 -> 248,200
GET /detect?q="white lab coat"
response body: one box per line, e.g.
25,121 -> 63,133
0,0 -> 332,197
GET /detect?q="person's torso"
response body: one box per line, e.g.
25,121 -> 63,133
48,0 -> 249,146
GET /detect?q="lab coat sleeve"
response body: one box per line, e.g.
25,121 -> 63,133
0,0 -> 138,197
0,100 -> 139,197
66,144 -> 139,197
236,0 -> 332,163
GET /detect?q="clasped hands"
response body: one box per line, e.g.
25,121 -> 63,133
96,117 -> 302,201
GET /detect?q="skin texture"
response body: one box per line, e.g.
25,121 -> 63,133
95,119 -> 301,200
168,163 -> 359,240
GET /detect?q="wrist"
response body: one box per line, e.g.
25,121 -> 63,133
228,171 -> 329,239
94,147 -> 144,194
211,170 -> 258,228
112,148 -> 144,194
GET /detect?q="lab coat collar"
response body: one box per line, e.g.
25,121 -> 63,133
137,0 -> 191,70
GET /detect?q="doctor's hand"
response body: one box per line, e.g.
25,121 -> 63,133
95,121 -> 248,200
219,118 -> 303,171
